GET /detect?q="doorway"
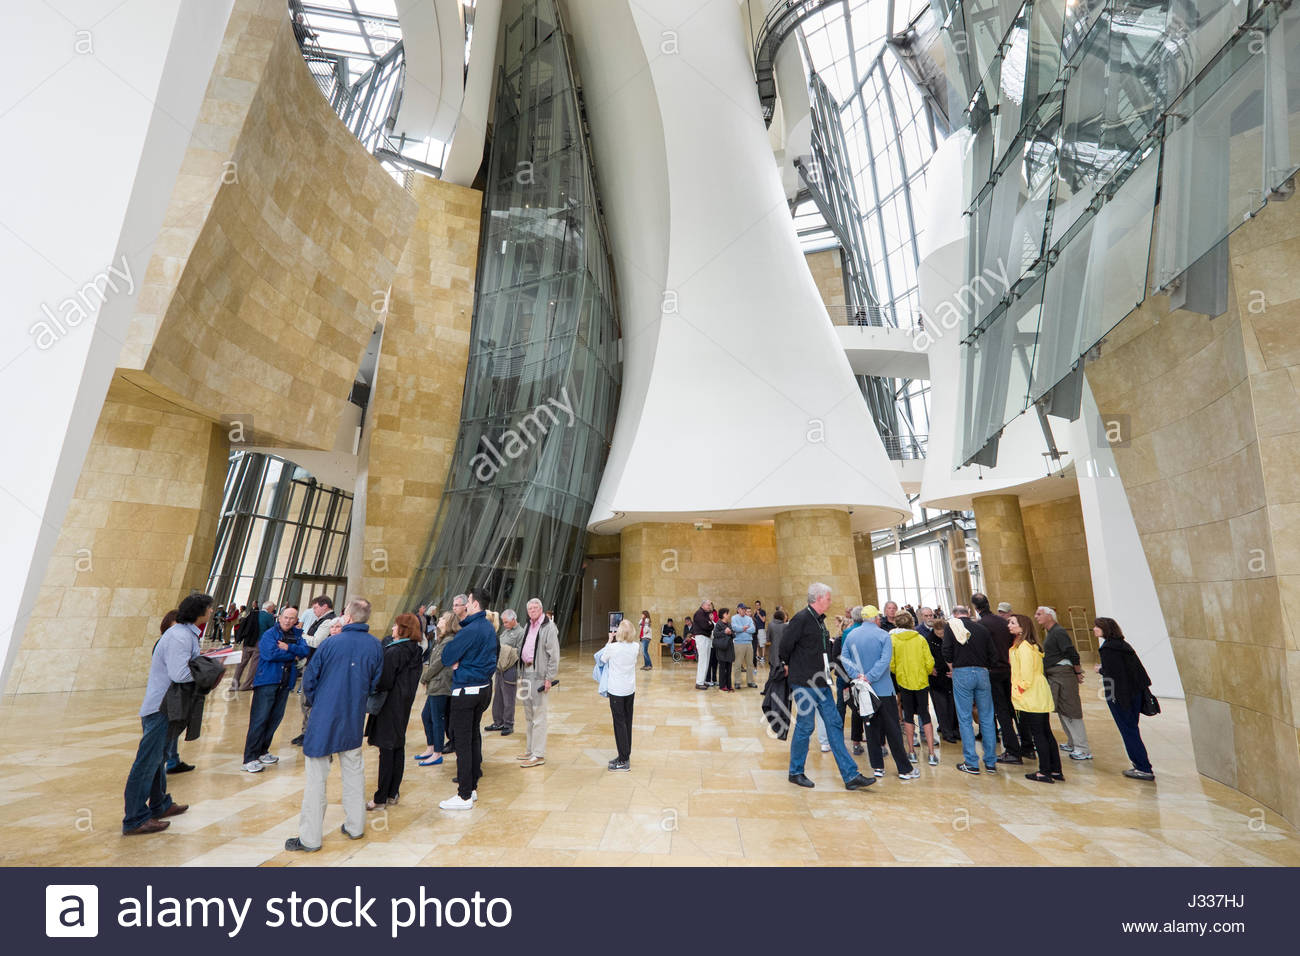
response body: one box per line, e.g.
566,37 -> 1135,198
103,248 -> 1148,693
581,557 -> 620,644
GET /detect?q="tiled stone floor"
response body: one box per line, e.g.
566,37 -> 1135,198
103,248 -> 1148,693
1,643 -> 1296,866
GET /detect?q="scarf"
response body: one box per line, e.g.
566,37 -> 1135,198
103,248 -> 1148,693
949,616 -> 970,645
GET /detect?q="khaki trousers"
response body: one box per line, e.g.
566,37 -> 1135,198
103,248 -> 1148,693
299,748 -> 365,849
521,667 -> 549,757
735,644 -> 756,685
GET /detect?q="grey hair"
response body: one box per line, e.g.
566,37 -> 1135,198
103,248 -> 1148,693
344,596 -> 371,623
502,609 -> 518,623
527,597 -> 543,609
850,606 -> 864,623
452,593 -> 468,607
262,601 -> 276,611
1037,606 -> 1057,621
807,582 -> 832,604
953,605 -> 970,617
919,606 -> 933,614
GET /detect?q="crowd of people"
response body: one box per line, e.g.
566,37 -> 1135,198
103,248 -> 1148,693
119,581 -> 1159,848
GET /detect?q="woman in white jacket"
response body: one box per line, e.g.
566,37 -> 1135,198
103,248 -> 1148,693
600,619 -> 641,771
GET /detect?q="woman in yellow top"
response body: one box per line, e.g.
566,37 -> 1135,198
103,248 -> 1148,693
1008,613 -> 1063,784
889,611 -> 938,767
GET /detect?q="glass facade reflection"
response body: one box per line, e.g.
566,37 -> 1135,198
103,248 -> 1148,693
947,0 -> 1300,465
402,0 -> 621,634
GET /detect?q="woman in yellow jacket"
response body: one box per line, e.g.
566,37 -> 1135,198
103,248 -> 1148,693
890,611 -> 938,766
1009,613 -> 1063,783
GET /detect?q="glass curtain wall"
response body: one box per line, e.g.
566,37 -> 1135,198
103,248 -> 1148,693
206,452 -> 353,611
791,2 -> 944,460
402,0 -> 621,635
949,0 -> 1300,465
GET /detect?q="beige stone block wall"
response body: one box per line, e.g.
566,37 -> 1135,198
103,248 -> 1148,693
972,494 -> 1038,616
5,377 -> 228,695
1021,494 -> 1096,653
806,249 -> 847,324
773,509 -> 862,615
129,12 -> 418,450
619,523 -> 780,628
1085,192 -> 1300,825
356,175 -> 482,628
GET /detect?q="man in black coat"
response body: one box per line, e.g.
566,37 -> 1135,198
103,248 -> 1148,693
778,582 -> 874,792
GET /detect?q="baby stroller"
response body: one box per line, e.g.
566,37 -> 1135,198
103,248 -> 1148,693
674,633 -> 697,663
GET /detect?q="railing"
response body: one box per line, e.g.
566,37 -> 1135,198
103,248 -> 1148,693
880,434 -> 928,461
824,303 -> 923,331
753,0 -> 843,125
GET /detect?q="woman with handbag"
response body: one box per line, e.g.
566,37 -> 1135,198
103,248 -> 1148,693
415,612 -> 460,765
1095,617 -> 1156,781
365,613 -> 424,809
1008,613 -> 1062,783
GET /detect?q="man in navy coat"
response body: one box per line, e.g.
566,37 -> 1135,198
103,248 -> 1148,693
285,597 -> 384,852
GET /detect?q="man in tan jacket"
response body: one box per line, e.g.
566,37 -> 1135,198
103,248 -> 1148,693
517,598 -> 560,768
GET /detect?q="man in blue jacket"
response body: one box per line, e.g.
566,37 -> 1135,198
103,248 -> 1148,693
285,597 -> 384,852
439,586 -> 498,810
241,606 -> 308,773
841,606 -> 916,779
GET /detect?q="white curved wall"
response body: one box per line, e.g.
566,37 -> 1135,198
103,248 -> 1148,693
442,0 -> 501,185
393,0 -> 465,143
567,0 -> 909,534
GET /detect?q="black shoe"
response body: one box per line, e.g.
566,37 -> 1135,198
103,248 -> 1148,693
852,743 -> 864,755
610,760 -> 631,772
845,774 -> 876,791
290,735 -> 304,746
284,837 -> 320,852
500,726 -> 513,736
747,683 -> 757,688
996,753 -> 1024,765
1025,771 -> 1055,784
788,773 -> 815,789
484,723 -> 504,732
169,761 -> 195,774
1050,772 -> 1065,781
984,765 -> 998,774
340,824 -> 363,840
956,763 -> 981,775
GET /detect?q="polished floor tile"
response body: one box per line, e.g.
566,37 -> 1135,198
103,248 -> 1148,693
1,643 -> 1298,866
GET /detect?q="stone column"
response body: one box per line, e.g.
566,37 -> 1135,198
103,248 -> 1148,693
774,509 -> 862,616
944,526 -> 973,610
971,494 -> 1037,615
853,533 -> 878,608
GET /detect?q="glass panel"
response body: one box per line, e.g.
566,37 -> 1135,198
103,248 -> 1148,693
1033,146 -> 1158,401
404,0 -> 621,635
1153,45 -> 1267,290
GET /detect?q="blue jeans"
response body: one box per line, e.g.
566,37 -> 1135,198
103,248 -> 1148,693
164,734 -> 179,770
788,685 -> 859,784
122,711 -> 173,832
244,682 -> 291,763
952,667 -> 997,768
1108,697 -> 1152,773
640,638 -> 653,667
421,694 -> 449,751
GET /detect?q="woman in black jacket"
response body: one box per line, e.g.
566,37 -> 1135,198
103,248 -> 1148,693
1094,617 -> 1155,781
366,613 -> 425,808
712,608 -> 736,692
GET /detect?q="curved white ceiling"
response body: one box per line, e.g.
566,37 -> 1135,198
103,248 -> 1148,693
392,0 -> 466,144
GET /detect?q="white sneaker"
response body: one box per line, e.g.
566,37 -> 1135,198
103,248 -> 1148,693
872,768 -> 885,777
928,753 -> 939,766
819,743 -> 830,753
259,753 -> 278,764
242,760 -> 264,773
439,794 -> 474,810
1068,751 -> 1093,761
898,768 -> 921,780
471,790 -> 478,802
